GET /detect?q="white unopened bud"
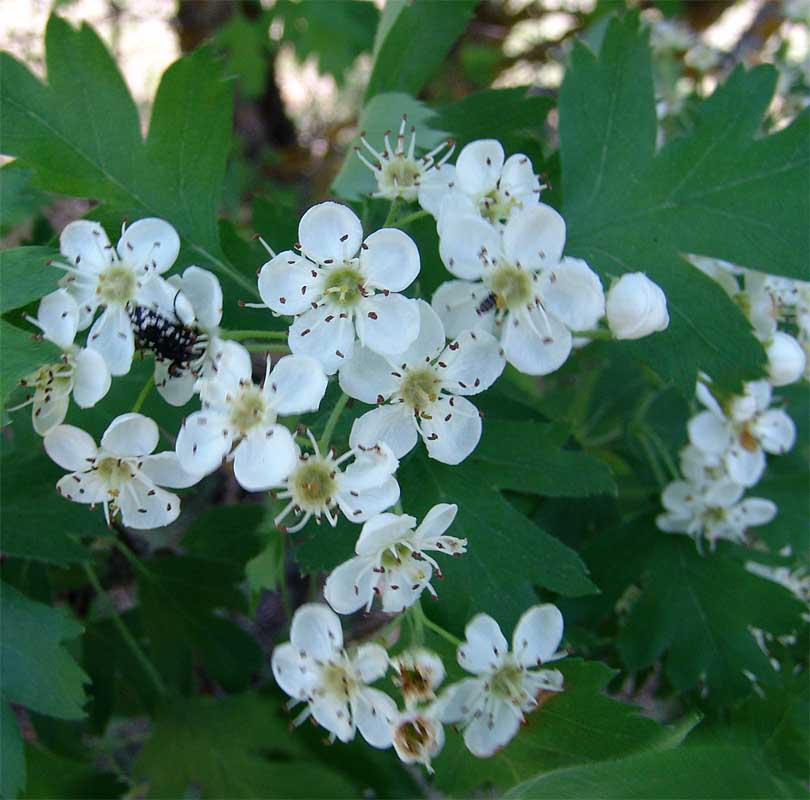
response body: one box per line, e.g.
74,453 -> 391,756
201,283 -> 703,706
766,331 -> 807,387
606,273 -> 669,340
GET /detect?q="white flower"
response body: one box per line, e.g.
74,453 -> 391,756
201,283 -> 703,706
432,205 -> 604,376
684,43 -> 720,73
44,413 -> 202,529
256,202 -> 421,374
765,331 -> 806,387
437,605 -> 565,758
649,18 -> 694,54
11,289 -> 110,435
688,380 -> 796,487
687,254 -> 742,299
341,301 -> 504,464
356,114 -> 455,202
391,648 -> 445,707
175,343 -> 327,491
657,479 -> 776,548
324,504 -> 465,615
271,604 -> 397,747
391,708 -> 445,773
55,218 -> 182,375
605,272 -> 669,340
152,266 -> 225,406
422,139 -> 543,230
272,429 -> 400,533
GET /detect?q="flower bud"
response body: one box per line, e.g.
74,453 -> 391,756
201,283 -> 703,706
606,273 -> 669,340
766,331 -> 807,387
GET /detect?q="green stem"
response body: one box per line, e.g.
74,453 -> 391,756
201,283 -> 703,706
637,432 -> 667,489
411,600 -> 462,647
131,375 -> 154,413
393,209 -> 430,228
244,343 -> 291,354
319,392 -> 349,451
571,328 -> 613,341
82,563 -> 167,696
221,329 -> 288,342
110,537 -> 153,580
383,198 -> 401,227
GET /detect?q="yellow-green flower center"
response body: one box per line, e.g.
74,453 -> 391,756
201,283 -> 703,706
380,542 -> 413,570
480,189 -> 520,226
97,264 -> 138,305
381,157 -> 422,190
399,367 -> 442,411
489,662 -> 525,701
324,265 -> 365,307
94,456 -> 133,490
229,387 -> 268,434
488,265 -> 533,311
321,663 -> 356,697
290,459 -> 337,510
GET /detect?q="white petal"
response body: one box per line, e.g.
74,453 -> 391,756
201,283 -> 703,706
117,218 -> 180,275
703,478 -> 744,508
395,300 -> 446,368
725,445 -> 766,488
355,512 -> 416,556
33,392 -> 70,435
233,426 -> 298,491
605,272 -> 669,340
766,332 -> 806,387
696,380 -> 724,417
753,409 -> 796,454
354,687 -> 397,748
258,251 -> 321,315
436,677 -> 483,724
339,345 -> 399,404
438,214 -> 500,280
432,279 -> 497,339
459,614 -> 508,675
102,413 -> 159,457
271,642 -> 317,700
418,164 -> 456,217
339,443 -> 398,492
732,498 -> 777,527
135,274 -> 184,318
88,306 -> 135,376
361,228 -> 420,292
298,202 -> 363,265
139,452 -> 203,489
72,348 -> 111,408
381,571 -> 427,614
499,153 -> 541,203
439,329 -> 504,395
350,405 -> 419,459
200,342 -> 253,404
538,258 -> 605,332
44,424 -> 98,470
687,411 -> 732,455
502,204 -> 566,271
353,643 -> 389,683
356,294 -> 420,357
748,380 -> 773,413
501,306 -> 572,376
512,604 -> 564,668
324,556 -> 378,614
290,603 -> 343,658
56,470 -> 108,505
412,503 -> 458,543
173,266 -> 223,329
264,354 -> 327,415
118,478 -> 180,529
455,139 -> 505,196
661,481 -> 701,513
288,306 -> 356,376
36,290 -> 78,350
311,695 -> 355,743
419,396 -> 481,464
60,220 -> 113,272
463,698 -> 520,758
336,478 -> 400,523
154,359 -> 196,407
175,411 -> 233,475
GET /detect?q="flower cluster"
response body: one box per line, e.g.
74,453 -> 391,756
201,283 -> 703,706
272,602 -> 566,769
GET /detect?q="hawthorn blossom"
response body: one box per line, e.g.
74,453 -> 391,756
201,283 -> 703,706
355,114 -> 455,202
324,504 -> 465,615
44,413 -> 201,529
688,380 -> 796,487
391,708 -> 445,773
341,301 -> 504,464
272,429 -> 400,532
420,139 -> 543,230
54,218 -> 182,375
11,289 -> 110,435
391,648 -> 446,709
437,605 -> 566,758
765,331 -> 806,387
153,266 -> 225,406
175,343 -> 327,491
271,604 -> 397,747
256,202 -> 421,374
432,205 -> 604,376
656,479 -> 777,548
605,272 -> 669,340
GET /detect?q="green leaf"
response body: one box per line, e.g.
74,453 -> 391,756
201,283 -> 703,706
0,582 -> 88,720
1,701 -> 25,800
21,747 -> 125,800
132,692 -> 360,798
0,322 -> 60,409
559,14 -> 802,393
618,537 -> 805,700
366,0 -> 477,100
433,659 -> 692,796
0,163 -> 47,237
503,745 -> 800,799
0,247 -> 60,315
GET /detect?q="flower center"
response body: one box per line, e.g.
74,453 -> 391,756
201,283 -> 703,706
289,458 -> 338,512
399,367 -> 442,411
323,265 -> 365,308
739,427 -> 759,452
394,717 -> 434,757
321,662 -> 356,697
381,158 -> 422,191
229,387 -> 268,434
97,264 -> 138,306
94,456 -> 134,490
480,189 -> 520,226
489,661 -> 525,702
381,543 -> 413,570
397,666 -> 431,698
488,265 -> 533,311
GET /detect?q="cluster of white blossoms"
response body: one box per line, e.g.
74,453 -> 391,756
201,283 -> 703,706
271,602 -> 566,769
